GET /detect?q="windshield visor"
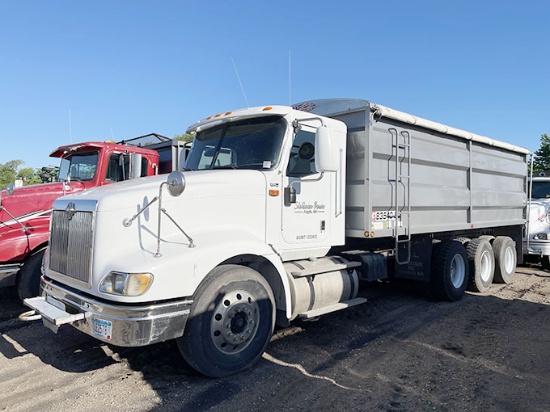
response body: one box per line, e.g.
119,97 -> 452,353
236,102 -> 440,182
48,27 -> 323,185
185,115 -> 286,170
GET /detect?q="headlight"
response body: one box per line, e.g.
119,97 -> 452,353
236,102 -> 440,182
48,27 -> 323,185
99,272 -> 153,296
533,233 -> 548,240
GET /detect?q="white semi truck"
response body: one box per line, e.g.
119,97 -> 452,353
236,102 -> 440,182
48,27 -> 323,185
24,99 -> 529,377
524,176 -> 550,268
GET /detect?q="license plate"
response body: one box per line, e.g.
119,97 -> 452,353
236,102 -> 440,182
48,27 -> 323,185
91,317 -> 112,340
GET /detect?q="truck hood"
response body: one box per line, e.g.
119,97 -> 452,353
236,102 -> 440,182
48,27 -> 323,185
54,170 -> 268,212
0,181 -> 85,224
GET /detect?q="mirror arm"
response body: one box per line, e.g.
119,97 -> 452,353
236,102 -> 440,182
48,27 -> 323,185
284,172 -> 324,206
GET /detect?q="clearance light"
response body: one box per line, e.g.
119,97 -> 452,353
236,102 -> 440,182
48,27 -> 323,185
215,113 -> 222,117
262,107 -> 273,111
99,272 -> 154,296
225,111 -> 233,115
269,189 -> 279,197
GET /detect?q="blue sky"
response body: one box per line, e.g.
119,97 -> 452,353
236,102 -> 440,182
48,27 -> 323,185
0,0 -> 548,169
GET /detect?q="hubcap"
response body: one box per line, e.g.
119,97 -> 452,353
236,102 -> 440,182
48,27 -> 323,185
504,246 -> 515,273
450,254 -> 466,288
480,250 -> 494,282
210,290 -> 260,354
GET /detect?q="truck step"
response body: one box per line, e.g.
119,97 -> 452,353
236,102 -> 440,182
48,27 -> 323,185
290,261 -> 361,278
23,296 -> 86,330
298,297 -> 367,319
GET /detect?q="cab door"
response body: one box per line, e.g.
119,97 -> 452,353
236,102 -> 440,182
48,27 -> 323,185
281,127 -> 333,252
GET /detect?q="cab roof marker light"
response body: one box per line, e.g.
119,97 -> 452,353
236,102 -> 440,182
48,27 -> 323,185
225,111 -> 232,115
263,107 -> 273,111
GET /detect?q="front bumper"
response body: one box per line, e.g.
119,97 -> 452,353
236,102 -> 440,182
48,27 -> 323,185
23,277 -> 192,347
523,240 -> 550,257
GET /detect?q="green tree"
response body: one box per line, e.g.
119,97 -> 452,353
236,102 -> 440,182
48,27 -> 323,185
174,133 -> 194,142
533,134 -> 550,172
0,160 -> 23,189
17,167 -> 41,185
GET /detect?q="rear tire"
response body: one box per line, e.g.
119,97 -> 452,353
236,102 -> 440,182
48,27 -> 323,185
541,255 -> 550,271
466,239 -> 495,293
177,264 -> 275,378
492,236 -> 517,284
17,249 -> 46,301
430,240 -> 469,301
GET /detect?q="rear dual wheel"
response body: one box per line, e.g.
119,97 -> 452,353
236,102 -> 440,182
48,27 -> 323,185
430,240 -> 469,301
466,239 -> 494,293
492,236 -> 516,284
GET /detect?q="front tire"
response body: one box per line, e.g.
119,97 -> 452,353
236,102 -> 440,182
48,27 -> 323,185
430,240 -> 469,301
17,248 -> 46,301
177,264 -> 275,378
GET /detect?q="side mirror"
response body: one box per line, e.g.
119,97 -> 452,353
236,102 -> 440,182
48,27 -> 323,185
129,154 -> 143,179
315,126 -> 339,172
6,182 -> 15,196
178,146 -> 188,171
166,171 -> 186,197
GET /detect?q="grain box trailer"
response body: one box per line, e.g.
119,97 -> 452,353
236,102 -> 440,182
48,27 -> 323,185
24,98 -> 529,377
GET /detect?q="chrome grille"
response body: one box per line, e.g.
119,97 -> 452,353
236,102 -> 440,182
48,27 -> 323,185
49,209 -> 93,284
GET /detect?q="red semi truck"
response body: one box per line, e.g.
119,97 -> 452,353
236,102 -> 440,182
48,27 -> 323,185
0,133 -> 189,300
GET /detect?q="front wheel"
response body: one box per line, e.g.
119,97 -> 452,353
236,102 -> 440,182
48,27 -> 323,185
177,264 -> 275,378
430,240 -> 469,301
17,248 -> 46,301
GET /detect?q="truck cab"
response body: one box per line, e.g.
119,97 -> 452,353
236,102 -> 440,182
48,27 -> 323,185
0,134 -> 188,300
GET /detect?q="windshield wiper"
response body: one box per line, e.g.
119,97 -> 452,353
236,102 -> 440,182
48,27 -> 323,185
211,164 -> 238,170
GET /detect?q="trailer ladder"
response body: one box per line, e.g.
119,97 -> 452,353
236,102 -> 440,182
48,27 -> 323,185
390,128 -> 411,265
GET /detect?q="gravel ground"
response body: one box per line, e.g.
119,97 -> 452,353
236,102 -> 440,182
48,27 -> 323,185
1,264 -> 550,412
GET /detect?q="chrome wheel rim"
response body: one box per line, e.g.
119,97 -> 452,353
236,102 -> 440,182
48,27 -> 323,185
450,254 -> 466,288
210,290 -> 260,354
480,250 -> 494,283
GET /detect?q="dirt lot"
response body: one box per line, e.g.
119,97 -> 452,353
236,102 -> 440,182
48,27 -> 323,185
1,264 -> 550,412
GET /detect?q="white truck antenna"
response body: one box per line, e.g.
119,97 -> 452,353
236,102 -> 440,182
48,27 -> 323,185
69,109 -> 72,143
289,49 -> 292,105
231,57 -> 249,108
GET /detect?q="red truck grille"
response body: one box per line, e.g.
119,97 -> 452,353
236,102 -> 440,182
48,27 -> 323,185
49,209 -> 93,285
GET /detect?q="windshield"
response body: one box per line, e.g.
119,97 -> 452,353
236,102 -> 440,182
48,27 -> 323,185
530,181 -> 550,199
58,151 -> 99,181
185,115 -> 286,170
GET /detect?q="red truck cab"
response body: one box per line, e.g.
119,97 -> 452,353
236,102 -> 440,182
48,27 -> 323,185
0,137 -> 175,299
